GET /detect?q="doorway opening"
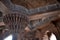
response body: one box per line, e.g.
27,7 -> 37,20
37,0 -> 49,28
43,31 -> 57,40
4,34 -> 13,40
50,33 -> 57,40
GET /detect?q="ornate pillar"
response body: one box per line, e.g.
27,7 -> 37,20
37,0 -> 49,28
3,12 -> 29,40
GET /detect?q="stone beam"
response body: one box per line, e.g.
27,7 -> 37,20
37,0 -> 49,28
28,3 -> 60,15
1,0 -> 60,15
0,0 -> 28,13
0,1 -> 9,16
29,12 -> 60,30
29,10 -> 60,20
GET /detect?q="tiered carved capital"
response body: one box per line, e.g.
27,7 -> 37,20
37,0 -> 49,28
3,12 -> 29,33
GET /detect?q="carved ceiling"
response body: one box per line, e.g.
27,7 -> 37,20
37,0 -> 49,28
0,0 -> 60,40
11,0 -> 57,9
